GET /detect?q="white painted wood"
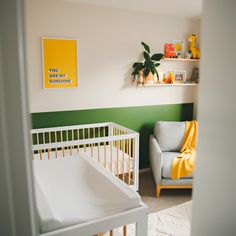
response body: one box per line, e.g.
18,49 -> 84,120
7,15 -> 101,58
32,122 -> 139,190
39,204 -> 148,236
31,122 -> 112,133
134,133 -> 140,192
0,0 -> 37,235
162,58 -> 200,62
143,83 -> 198,87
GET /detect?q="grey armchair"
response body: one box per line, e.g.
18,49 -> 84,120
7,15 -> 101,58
149,121 -> 193,197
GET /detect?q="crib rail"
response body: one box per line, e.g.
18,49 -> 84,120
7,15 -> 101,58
31,122 -> 139,190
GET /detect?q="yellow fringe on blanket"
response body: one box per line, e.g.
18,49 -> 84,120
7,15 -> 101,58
171,121 -> 198,180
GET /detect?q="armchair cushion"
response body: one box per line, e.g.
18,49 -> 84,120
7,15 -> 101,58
154,121 -> 185,152
162,152 -> 193,179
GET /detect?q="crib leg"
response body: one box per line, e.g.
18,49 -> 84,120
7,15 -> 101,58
136,214 -> 148,236
123,225 -> 127,236
109,229 -> 113,236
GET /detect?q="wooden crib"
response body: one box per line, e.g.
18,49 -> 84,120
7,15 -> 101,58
31,122 -> 139,190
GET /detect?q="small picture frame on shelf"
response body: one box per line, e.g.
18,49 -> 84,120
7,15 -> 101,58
173,70 -> 187,83
173,40 -> 184,58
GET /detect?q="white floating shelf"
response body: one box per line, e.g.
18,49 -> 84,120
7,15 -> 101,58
162,58 -> 200,62
143,83 -> 198,87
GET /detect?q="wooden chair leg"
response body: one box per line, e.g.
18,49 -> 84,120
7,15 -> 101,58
156,185 -> 161,198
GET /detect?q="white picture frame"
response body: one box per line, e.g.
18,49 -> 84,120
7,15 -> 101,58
173,70 -> 187,83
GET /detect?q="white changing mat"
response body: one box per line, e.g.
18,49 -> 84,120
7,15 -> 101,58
33,157 -> 141,233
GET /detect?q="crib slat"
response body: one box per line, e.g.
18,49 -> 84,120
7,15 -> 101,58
128,139 -> 131,185
55,131 -> 58,158
132,138 -> 135,182
42,132 -> 46,155
83,128 -> 86,152
88,128 -> 92,156
61,131 -> 65,157
39,133 -> 42,160
122,139 -> 125,181
104,140 -> 107,168
36,133 -> 39,145
77,129 -> 80,154
116,140 -> 119,176
42,132 -> 45,144
71,130 -> 74,153
98,128 -> 100,164
110,141 -> 112,172
49,132 -> 51,143
48,132 -> 51,158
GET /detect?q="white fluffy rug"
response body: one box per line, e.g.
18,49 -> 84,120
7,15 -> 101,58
105,201 -> 192,236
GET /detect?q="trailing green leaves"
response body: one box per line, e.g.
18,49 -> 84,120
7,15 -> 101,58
132,42 -> 163,80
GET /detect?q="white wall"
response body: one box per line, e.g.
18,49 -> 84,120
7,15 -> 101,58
25,0 -> 200,113
192,0 -> 236,235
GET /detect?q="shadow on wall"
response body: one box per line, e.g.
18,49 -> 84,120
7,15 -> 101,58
31,103 -> 193,169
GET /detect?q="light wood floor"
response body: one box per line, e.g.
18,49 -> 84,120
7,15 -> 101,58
138,170 -> 192,213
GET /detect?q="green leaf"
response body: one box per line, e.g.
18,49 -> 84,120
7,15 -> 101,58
143,51 -> 150,61
153,67 -> 158,75
151,53 -> 164,61
154,63 -> 160,67
133,62 -> 143,69
144,68 -> 150,77
141,42 -> 150,53
132,67 -> 139,75
144,60 -> 151,69
133,62 -> 140,68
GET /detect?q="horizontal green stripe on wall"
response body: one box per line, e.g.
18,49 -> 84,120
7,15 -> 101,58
31,103 -> 193,169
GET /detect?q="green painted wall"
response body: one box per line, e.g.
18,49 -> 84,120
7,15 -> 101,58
31,103 -> 193,169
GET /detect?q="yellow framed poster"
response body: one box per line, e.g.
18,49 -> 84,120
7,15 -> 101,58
42,38 -> 78,89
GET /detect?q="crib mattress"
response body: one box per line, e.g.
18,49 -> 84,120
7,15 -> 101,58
33,156 -> 141,233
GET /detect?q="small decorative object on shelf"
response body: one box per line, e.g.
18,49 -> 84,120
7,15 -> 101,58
186,50 -> 192,59
173,40 -> 184,58
191,67 -> 199,83
174,70 -> 187,83
163,35 -> 200,60
164,43 -> 176,58
163,72 -> 175,84
132,42 -> 164,85
188,34 -> 200,59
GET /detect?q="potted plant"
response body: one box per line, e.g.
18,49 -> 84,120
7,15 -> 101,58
132,42 -> 164,84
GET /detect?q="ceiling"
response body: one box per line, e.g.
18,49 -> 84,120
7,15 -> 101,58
65,0 -> 203,18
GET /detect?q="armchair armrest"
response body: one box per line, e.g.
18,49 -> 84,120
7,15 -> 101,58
149,135 -> 163,186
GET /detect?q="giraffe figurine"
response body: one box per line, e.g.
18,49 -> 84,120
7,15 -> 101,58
188,34 -> 200,59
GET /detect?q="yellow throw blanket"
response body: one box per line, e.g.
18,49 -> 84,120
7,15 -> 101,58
171,121 -> 198,180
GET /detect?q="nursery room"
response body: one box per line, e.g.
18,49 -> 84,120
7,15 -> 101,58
1,0 -> 236,236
